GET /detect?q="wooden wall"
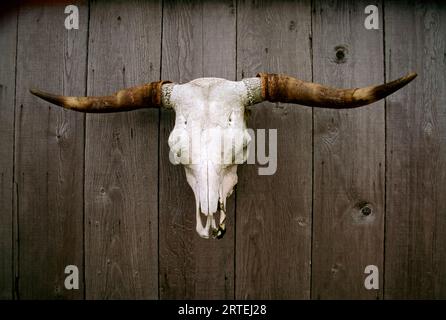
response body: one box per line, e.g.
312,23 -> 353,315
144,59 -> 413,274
0,0 -> 445,299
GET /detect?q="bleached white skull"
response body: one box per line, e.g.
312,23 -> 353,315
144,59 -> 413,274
30,71 -> 416,239
163,78 -> 261,238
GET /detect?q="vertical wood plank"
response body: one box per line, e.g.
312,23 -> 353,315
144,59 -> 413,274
15,0 -> 87,299
85,0 -> 161,299
311,0 -> 385,299
0,4 -> 17,300
159,0 -> 236,299
385,0 -> 446,299
236,0 -> 312,299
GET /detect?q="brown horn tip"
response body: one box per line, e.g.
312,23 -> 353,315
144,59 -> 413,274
30,89 -> 69,108
360,72 -> 417,103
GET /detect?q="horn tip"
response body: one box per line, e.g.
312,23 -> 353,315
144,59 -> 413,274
30,88 -> 47,99
29,88 -> 39,95
406,72 -> 417,81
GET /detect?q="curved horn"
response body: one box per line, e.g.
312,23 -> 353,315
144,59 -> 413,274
30,80 -> 171,113
256,72 -> 417,108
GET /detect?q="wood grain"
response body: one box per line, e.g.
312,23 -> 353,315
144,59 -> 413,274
3,0 -> 446,300
159,0 -> 236,299
311,0 -> 385,299
384,0 -> 446,299
0,3 -> 17,299
14,0 -> 87,299
236,0 -> 312,299
85,0 -> 161,299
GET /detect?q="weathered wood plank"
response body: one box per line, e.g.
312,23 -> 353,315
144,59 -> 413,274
236,0 -> 312,299
85,0 -> 161,299
159,0 -> 236,299
0,4 -> 17,300
384,0 -> 446,299
15,0 -> 87,299
311,0 -> 385,299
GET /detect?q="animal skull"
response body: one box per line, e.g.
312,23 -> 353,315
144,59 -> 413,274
30,72 -> 416,239
164,78 -> 260,238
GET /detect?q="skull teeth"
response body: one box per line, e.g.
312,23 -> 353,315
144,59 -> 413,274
195,198 -> 228,239
216,223 -> 226,239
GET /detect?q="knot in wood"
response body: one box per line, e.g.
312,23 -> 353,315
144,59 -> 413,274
361,206 -> 372,216
334,45 -> 348,64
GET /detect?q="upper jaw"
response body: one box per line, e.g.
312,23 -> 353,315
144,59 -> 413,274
195,197 -> 227,239
188,165 -> 238,239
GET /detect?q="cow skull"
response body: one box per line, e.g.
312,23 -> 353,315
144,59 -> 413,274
30,72 -> 416,239
164,78 -> 260,238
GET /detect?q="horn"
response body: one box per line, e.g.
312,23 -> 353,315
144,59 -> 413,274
256,72 -> 417,108
30,80 -> 171,113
